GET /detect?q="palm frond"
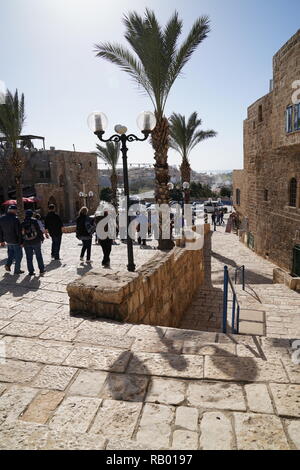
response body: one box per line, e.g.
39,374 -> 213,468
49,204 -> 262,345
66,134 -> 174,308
96,142 -> 120,170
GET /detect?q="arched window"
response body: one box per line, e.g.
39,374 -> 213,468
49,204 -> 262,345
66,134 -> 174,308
289,178 -> 297,207
236,189 -> 241,205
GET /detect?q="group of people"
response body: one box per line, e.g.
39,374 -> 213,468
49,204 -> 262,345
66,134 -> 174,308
211,208 -> 225,231
0,204 -> 63,275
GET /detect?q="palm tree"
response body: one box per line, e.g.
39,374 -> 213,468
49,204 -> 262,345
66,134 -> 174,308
96,141 -> 120,210
95,9 -> 210,249
169,112 -> 216,203
0,89 -> 26,219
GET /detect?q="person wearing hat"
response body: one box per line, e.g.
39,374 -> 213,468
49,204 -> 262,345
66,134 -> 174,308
0,205 -> 24,274
21,209 -> 45,275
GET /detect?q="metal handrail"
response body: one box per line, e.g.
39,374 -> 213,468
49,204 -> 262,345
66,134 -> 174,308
223,266 -> 241,334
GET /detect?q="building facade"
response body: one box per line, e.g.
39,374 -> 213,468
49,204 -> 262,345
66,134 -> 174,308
0,145 -> 100,222
233,30 -> 300,275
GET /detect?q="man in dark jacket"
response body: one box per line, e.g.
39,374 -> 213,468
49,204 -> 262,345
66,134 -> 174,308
0,205 -> 24,274
44,204 -> 63,260
21,210 -> 45,275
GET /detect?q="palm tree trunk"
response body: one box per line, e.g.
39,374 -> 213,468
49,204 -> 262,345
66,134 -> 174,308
180,156 -> 191,204
12,149 -> 24,220
151,115 -> 174,250
110,171 -> 118,211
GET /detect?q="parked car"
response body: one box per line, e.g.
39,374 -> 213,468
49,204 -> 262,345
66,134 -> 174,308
204,200 -> 228,214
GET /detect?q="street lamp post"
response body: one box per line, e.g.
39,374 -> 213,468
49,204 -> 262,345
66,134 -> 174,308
88,111 -> 156,272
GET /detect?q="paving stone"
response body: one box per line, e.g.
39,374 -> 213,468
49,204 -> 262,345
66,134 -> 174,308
20,390 -> 64,424
239,321 -> 265,336
0,320 -> 11,331
80,320 -> 132,337
269,383 -> 300,418
0,383 -> 7,396
6,337 -> 73,365
204,356 -> 288,383
146,378 -> 186,405
172,430 -> 198,450
32,365 -> 77,391
132,338 -> 183,354
64,346 -> 131,372
101,373 -> 148,402
106,438 -> 153,450
200,412 -> 234,450
75,329 -> 134,349
236,344 -> 262,358
12,309 -> 60,325
136,403 -> 174,449
183,342 -> 235,356
90,399 -> 142,439
284,419 -> 300,449
126,325 -> 166,340
175,406 -> 198,431
69,370 -> 107,397
0,322 -> 48,338
0,386 -> 38,425
234,413 -> 289,450
0,422 -> 105,450
128,352 -> 204,379
0,359 -> 41,383
165,329 -> 216,343
239,309 -> 265,322
244,384 -> 274,413
0,308 -> 18,320
259,337 -> 291,360
49,396 -> 101,433
187,381 -> 246,411
40,327 -> 77,342
282,359 -> 300,384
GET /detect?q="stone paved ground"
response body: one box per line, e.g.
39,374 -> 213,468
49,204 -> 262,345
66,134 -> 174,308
0,229 -> 299,449
181,220 -> 300,339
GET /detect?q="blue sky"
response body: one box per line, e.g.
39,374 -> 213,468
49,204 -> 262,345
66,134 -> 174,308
1,0 -> 299,171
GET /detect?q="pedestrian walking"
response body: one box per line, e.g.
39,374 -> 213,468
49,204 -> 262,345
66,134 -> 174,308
0,205 -> 24,274
44,204 -> 63,260
76,207 -> 95,263
97,210 -> 114,268
220,209 -> 224,225
136,210 -> 148,247
21,209 -> 45,276
211,210 -> 217,231
35,213 -> 49,237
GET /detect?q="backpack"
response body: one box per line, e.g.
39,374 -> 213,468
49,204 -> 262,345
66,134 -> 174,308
85,218 -> 95,235
22,220 -> 38,241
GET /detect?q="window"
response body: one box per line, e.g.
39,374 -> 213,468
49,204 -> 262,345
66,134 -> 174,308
286,104 -> 300,133
289,178 -> 297,207
258,105 -> 263,122
236,189 -> 241,205
286,106 -> 293,133
264,189 -> 269,201
294,103 -> 300,131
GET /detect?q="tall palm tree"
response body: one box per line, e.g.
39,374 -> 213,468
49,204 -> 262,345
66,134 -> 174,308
95,9 -> 210,249
96,141 -> 120,210
0,89 -> 26,219
169,112 -> 216,203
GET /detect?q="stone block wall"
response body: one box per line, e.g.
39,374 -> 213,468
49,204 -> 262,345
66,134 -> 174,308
67,225 -> 209,328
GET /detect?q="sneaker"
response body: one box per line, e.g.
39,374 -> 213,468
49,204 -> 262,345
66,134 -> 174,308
86,260 -> 92,264
80,257 -> 84,261
5,265 -> 11,272
39,270 -> 46,275
14,270 -> 25,275
28,272 -> 35,276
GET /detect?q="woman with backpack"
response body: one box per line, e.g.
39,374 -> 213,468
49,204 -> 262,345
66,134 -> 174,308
76,207 -> 95,263
21,209 -> 45,276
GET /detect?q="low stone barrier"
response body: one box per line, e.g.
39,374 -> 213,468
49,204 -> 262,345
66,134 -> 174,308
67,224 -> 210,328
273,267 -> 300,291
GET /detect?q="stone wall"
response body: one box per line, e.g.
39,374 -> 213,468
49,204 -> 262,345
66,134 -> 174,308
67,225 -> 209,327
233,30 -> 300,273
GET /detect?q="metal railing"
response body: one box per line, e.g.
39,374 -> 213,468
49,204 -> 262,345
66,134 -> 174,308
222,265 -> 245,334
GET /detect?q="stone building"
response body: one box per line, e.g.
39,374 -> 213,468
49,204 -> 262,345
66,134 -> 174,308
0,142 -> 100,221
233,30 -> 300,276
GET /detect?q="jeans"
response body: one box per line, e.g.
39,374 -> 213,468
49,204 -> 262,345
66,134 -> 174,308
51,235 -> 62,259
80,239 -> 92,260
100,239 -> 112,265
7,244 -> 23,274
24,244 -> 45,273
